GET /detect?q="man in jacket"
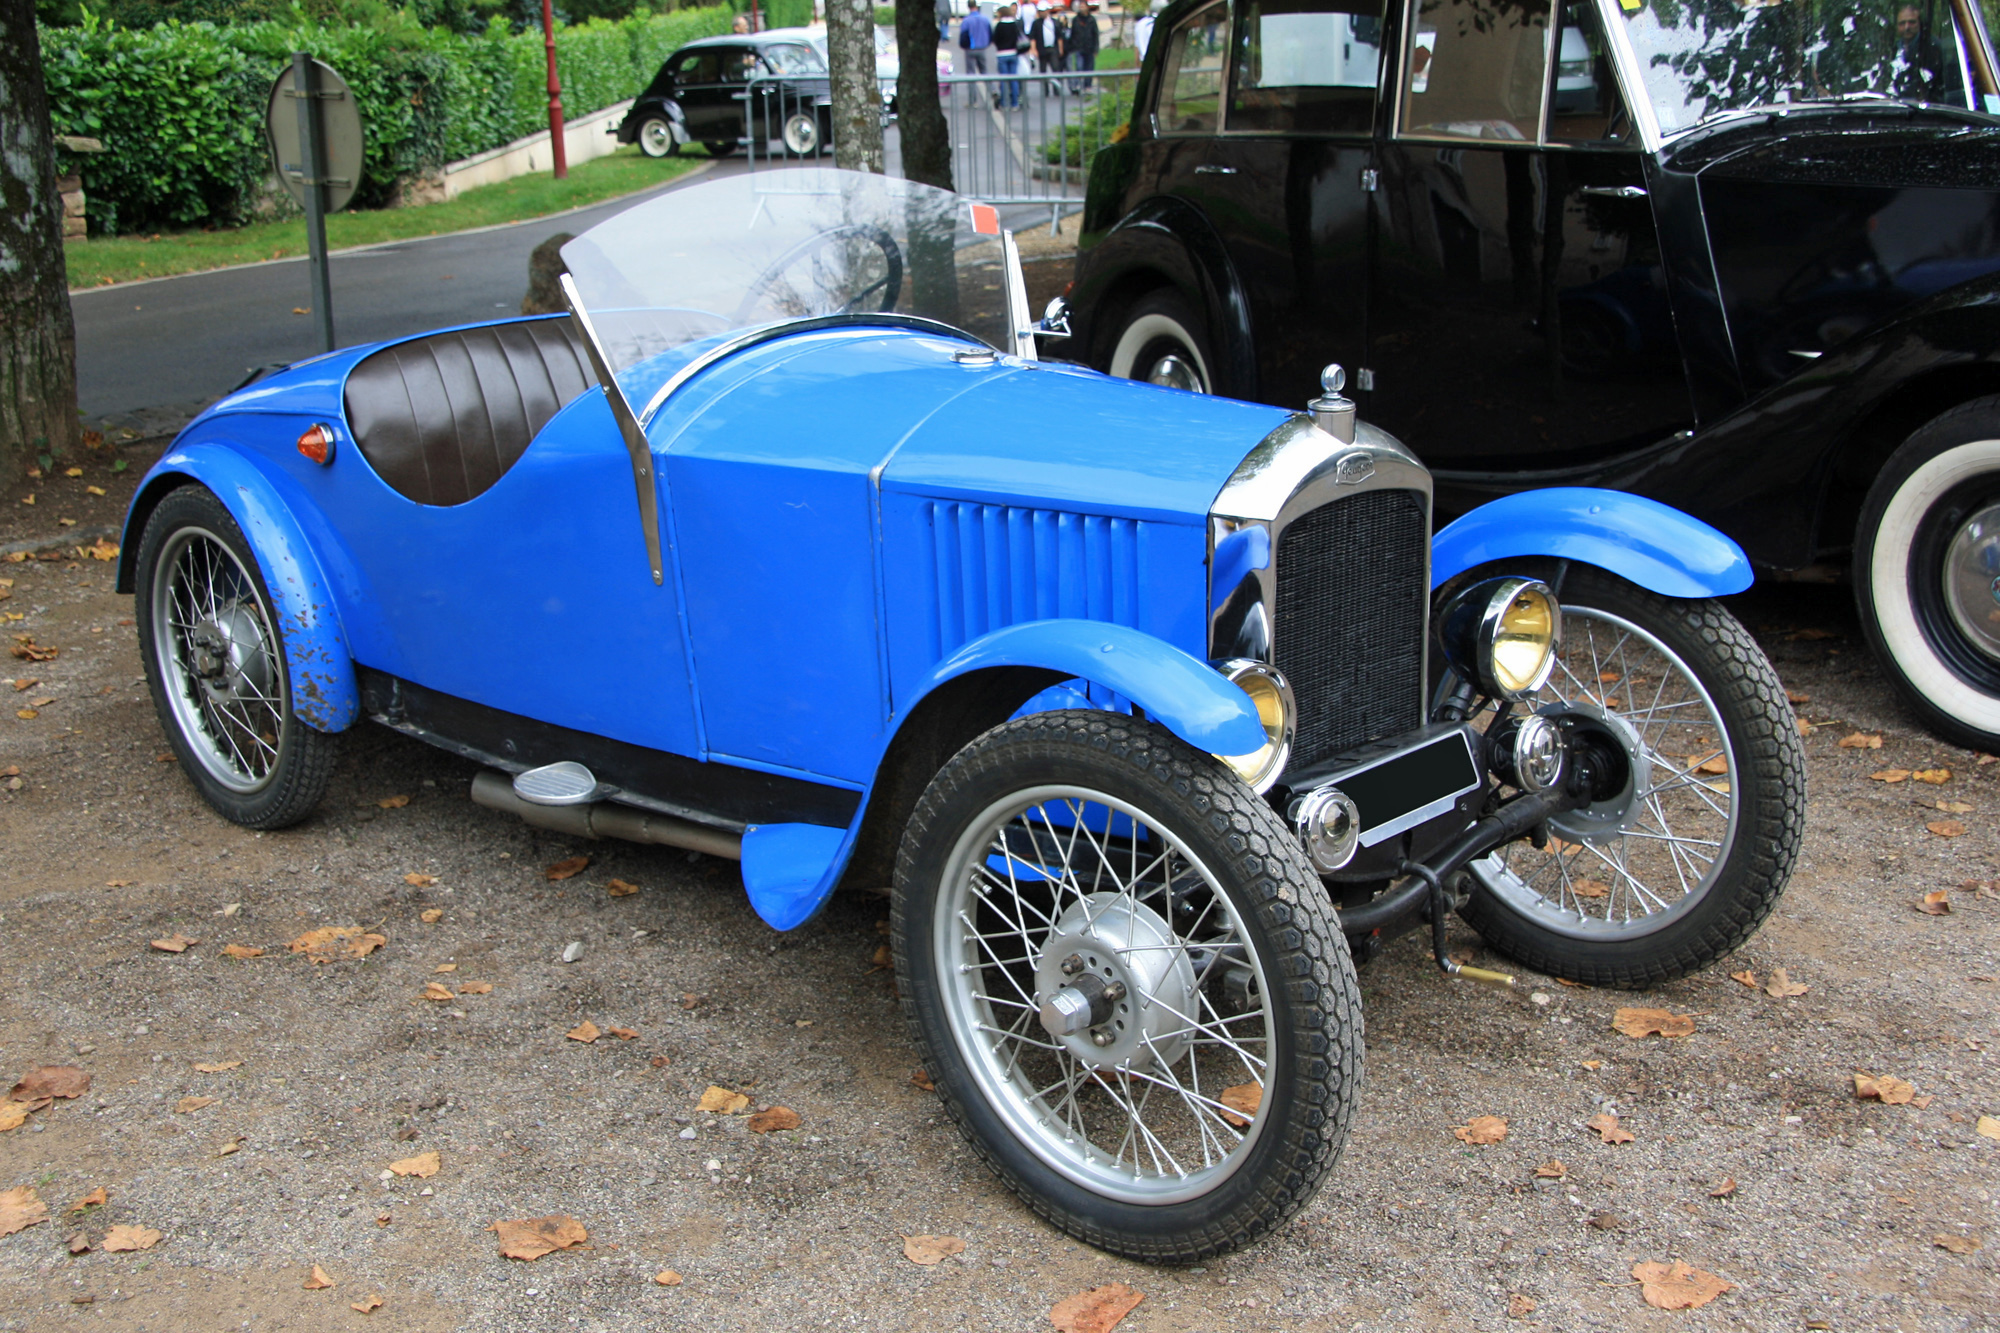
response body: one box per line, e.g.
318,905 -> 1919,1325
1067,1 -> 1099,92
1033,5 -> 1067,94
959,1 -> 993,102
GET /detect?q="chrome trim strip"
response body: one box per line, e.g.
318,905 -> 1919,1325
1332,729 -> 1483,848
1594,0 -> 1665,151
561,271 -> 665,586
1000,230 -> 1038,362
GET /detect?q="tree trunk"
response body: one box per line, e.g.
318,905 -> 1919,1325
0,0 -> 81,479
828,0 -> 885,173
895,0 -> 953,190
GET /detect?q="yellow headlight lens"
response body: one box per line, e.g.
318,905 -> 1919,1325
1491,585 -> 1558,697
1215,661 -> 1293,793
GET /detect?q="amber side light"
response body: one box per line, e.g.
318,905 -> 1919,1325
297,424 -> 335,465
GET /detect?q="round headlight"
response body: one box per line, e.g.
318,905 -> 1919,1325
1436,576 -> 1562,702
1213,658 -> 1294,794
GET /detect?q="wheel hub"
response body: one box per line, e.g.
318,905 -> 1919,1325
1541,703 -> 1648,844
1943,501 -> 2000,661
189,605 -> 273,707
1144,353 -> 1202,393
1034,893 -> 1197,1071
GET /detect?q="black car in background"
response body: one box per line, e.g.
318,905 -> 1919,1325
613,32 -> 833,157
1055,0 -> 2000,752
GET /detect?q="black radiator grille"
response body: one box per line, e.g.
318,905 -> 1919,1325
1273,489 -> 1429,770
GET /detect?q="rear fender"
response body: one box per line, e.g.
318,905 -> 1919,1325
118,446 -> 359,732
1431,487 -> 1753,599
1071,196 -> 1255,394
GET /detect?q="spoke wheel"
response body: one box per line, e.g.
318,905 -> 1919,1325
136,485 -> 334,829
895,712 -> 1361,1263
1448,567 -> 1803,987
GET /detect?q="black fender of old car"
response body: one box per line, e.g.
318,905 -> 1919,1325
1062,193 -> 1258,397
614,95 -> 686,144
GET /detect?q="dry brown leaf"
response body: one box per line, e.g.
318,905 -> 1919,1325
67,1187 -> 107,1213
490,1215 -> 587,1260
544,856 -> 590,881
303,1264 -> 335,1289
150,934 -> 197,953
67,1231 -> 89,1255
1933,1234 -> 1981,1255
433,963 -> 456,973
1613,1007 -> 1695,1038
869,943 -> 892,970
105,878 -> 134,887
1870,769 -> 1912,783
389,1151 -> 441,1179
419,908 -> 443,923
1916,890 -> 1953,916
1913,768 -> 1952,784
286,927 -> 386,960
1692,751 -> 1728,775
1049,1281 -> 1145,1333
217,1138 -> 243,1157
910,1067 -> 936,1093
1534,1159 -> 1567,1179
1976,1116 -> 2000,1140
1765,967 -> 1809,998
0,1186 -> 48,1236
1219,1083 -> 1263,1128
101,1224 -> 162,1252
457,981 -> 492,995
679,992 -> 703,1010
1730,969 -> 1758,988
174,1096 -> 214,1114
1927,820 -> 1967,838
0,1102 -> 30,1132
404,873 -> 437,887
1796,718 -> 1815,736
606,879 -> 640,897
377,794 -> 410,809
748,1106 -> 801,1133
10,1065 -> 89,1101
350,1295 -> 383,1314
654,1269 -> 683,1286
219,944 -> 263,959
1855,1071 -> 1918,1104
1587,1112 -> 1636,1144
1934,799 -> 1975,814
606,1026 -> 638,1041
420,983 -> 454,1002
1570,878 -> 1610,898
1454,1115 -> 1509,1145
1785,689 -> 1810,704
1709,1176 -> 1737,1198
1839,732 -> 1884,749
697,1086 -> 750,1115
901,1234 -> 965,1265
1632,1261 -> 1733,1310
566,1021 -> 601,1044
1507,1293 -> 1536,1319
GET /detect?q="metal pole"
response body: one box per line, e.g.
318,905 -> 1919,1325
293,52 -> 335,354
542,0 -> 568,179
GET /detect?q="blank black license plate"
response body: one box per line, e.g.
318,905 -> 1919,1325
1325,728 -> 1483,848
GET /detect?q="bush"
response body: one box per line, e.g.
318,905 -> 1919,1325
41,5 -> 734,234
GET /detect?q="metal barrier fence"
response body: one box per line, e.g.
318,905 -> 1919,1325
740,67 -> 1139,209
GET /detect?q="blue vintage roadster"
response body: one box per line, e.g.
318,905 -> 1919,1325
119,170 -> 1803,1260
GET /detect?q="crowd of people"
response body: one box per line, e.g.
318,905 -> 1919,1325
941,0 -> 1109,105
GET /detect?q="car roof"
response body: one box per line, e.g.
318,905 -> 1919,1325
675,31 -> 822,51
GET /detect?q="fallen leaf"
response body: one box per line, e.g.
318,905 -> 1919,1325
1587,1112 -> 1635,1144
1927,820 -> 1967,838
86,485 -> 105,496
217,1138 -> 243,1156
404,873 -> 437,887
150,933 -> 197,953
219,943 -> 263,959
1913,768 -> 1952,784
901,1234 -> 965,1265
1589,1208 -> 1627,1230
1570,877 -> 1611,898
490,1215 -> 587,1260
1870,769 -> 1912,783
457,982 -> 492,995
377,794 -> 409,809
1977,1116 -> 2000,1140
10,1065 -> 89,1101
101,1224 -> 162,1252
605,1026 -> 638,1041
1454,1115 -> 1508,1145
286,927 -> 385,960
29,696 -> 54,707
1785,689 -> 1810,704
1933,1234 -> 1981,1255
1765,967 -> 1809,998
1709,1177 -> 1737,1198
85,539 -> 117,561
1613,1007 -> 1695,1038
67,1187 -> 107,1213
868,943 -> 892,971
654,1269 -> 683,1286
9,709 -> 28,720
0,1186 -> 47,1236
1916,890 -> 1953,916
350,1295 -> 383,1314
1507,1293 -> 1536,1319
67,1231 -> 89,1254
303,1264 -> 335,1289
1049,1281 -> 1145,1333
1839,732 -> 1884,749
1692,751 -> 1728,775
679,993 -> 703,1010
606,879 -> 640,897
192,1061 -> 240,1073
1795,718 -> 1815,736
1934,799 -> 1975,814
566,1021 -> 601,1044
433,963 -> 456,973
748,1106 -> 801,1133
1631,1261 -> 1733,1311
0,1103 -> 29,1131
910,1067 -> 936,1093
174,1095 -> 215,1115
1730,969 -> 1758,988
544,856 -> 590,881
697,1086 -> 750,1115
1787,626 -> 1835,641
650,1056 -> 670,1068
389,1151 -> 440,1178
419,909 -> 443,923
1534,1160 -> 1567,1179
376,1213 -> 390,1226
421,983 -> 454,1002
1855,1072 -> 1918,1104
1219,1083 -> 1263,1128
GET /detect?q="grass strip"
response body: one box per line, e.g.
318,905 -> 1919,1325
65,147 -> 715,290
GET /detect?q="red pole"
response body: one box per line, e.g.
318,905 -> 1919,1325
542,0 -> 568,179
749,0 -> 761,31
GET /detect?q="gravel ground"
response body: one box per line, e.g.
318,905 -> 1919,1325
0,445 -> 1995,1333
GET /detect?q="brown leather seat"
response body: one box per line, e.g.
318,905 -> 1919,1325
342,318 -> 596,507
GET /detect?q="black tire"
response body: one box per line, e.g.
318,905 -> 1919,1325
703,139 -> 739,157
134,485 -> 335,829
1453,566 -> 1804,988
1853,395 -> 2000,751
1101,288 -> 1214,395
893,711 -> 1362,1263
634,115 -> 678,158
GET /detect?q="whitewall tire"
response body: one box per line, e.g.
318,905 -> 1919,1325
1105,290 -> 1212,395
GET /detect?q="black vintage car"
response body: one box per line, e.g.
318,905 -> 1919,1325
1055,0 -> 2000,751
612,32 -> 833,158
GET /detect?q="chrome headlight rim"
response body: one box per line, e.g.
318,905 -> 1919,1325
1212,657 -> 1295,795
1439,576 -> 1562,703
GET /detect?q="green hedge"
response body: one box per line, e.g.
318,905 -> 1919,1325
41,6 -> 733,234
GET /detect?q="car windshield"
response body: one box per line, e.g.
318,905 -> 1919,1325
1619,0 -> 2000,133
560,170 -> 1012,416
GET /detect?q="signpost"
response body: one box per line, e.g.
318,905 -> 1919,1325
266,55 -> 364,354
540,0 -> 567,179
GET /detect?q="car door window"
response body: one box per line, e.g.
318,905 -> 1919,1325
765,43 -> 822,75
1397,0 -> 1551,141
1228,0 -> 1383,133
1158,1 -> 1233,133
1546,0 -> 1631,143
719,46 -> 759,82
671,50 -> 722,87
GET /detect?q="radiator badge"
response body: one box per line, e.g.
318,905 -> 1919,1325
1334,452 -> 1375,485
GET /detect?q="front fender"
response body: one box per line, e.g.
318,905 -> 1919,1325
1431,487 -> 1753,599
118,446 -> 359,732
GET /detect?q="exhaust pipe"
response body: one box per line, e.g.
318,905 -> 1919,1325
469,770 -> 742,860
